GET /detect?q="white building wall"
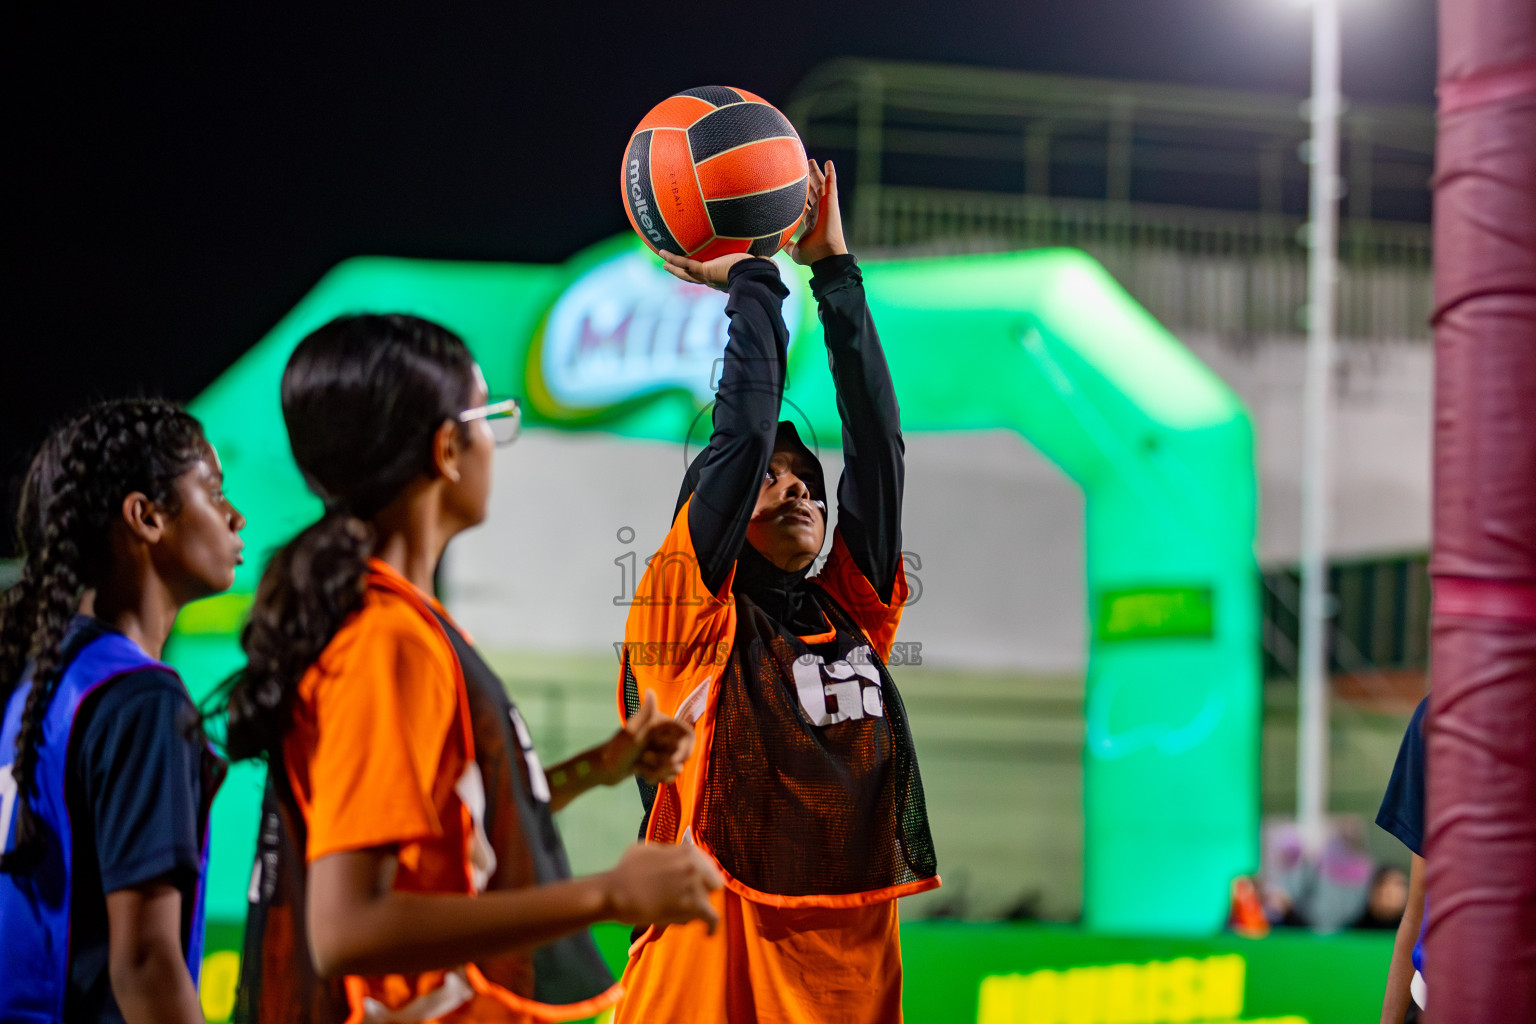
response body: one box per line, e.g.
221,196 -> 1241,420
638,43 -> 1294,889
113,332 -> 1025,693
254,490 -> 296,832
1186,332 -> 1433,563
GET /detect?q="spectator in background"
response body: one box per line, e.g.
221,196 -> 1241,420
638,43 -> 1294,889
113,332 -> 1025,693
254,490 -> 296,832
1353,865 -> 1409,931
1262,879 -> 1310,929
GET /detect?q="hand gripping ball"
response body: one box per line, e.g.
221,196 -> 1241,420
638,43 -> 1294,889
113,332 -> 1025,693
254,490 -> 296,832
622,86 -> 808,260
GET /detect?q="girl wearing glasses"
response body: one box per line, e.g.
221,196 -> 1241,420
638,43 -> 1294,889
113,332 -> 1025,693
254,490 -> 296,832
223,314 -> 721,1024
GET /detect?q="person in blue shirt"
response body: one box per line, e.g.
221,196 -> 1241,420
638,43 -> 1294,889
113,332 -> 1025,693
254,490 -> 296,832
0,399 -> 246,1024
1377,695 -> 1428,1023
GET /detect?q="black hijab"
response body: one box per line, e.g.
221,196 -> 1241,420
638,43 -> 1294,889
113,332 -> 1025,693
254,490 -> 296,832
677,422 -> 828,636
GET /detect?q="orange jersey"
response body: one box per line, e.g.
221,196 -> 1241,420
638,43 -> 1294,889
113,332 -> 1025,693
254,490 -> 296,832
270,559 -> 617,1024
613,500 -> 937,1023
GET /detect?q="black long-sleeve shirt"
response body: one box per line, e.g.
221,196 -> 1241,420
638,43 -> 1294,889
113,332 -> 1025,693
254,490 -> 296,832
686,254 -> 904,606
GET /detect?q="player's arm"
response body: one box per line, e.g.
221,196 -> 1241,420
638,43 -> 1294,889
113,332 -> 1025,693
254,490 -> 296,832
794,160 -> 905,602
306,840 -> 720,977
81,678 -> 206,1024
1380,852 -> 1425,1024
105,881 -> 203,1024
1375,698 -> 1427,1023
658,250 -> 792,594
300,621 -> 720,978
544,691 -> 693,812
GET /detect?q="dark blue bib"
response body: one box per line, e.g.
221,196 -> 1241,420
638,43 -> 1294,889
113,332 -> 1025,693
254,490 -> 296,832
0,630 -> 215,1022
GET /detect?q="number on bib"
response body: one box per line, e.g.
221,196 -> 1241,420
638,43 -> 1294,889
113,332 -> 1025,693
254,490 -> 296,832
791,647 -> 885,727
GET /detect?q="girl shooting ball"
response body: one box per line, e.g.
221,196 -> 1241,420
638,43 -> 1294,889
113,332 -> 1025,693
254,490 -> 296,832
615,160 -> 939,1023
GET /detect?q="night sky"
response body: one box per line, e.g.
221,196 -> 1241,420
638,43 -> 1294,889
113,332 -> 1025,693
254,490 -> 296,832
2,1 -> 1436,553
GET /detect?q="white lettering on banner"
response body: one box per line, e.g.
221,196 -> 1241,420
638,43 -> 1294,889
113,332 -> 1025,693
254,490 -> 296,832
0,764 -> 16,852
792,647 -> 884,727
537,251 -> 802,412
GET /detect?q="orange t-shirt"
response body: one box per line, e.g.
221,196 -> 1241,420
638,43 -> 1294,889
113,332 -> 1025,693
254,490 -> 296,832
283,559 -> 529,1024
613,500 -> 926,1023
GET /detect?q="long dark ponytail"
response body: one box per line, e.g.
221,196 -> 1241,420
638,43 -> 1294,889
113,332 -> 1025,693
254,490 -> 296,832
223,314 -> 477,761
1,399 -> 208,873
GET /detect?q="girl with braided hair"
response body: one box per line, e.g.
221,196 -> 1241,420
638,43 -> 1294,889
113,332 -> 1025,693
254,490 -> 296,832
222,313 -> 721,1024
0,398 -> 246,1024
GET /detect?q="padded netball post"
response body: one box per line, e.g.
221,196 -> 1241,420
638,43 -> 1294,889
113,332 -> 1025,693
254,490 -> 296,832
1426,0 -> 1536,1017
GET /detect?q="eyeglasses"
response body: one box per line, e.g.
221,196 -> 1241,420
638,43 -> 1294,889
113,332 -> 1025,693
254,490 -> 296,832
459,397 -> 522,446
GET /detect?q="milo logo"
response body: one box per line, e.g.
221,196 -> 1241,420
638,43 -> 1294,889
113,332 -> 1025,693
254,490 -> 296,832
528,250 -> 802,420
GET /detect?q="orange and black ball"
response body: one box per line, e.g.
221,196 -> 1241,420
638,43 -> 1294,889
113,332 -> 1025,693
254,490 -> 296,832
622,87 -> 808,260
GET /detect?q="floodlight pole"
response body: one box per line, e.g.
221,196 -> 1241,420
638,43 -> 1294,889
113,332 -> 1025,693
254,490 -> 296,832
1297,0 -> 1342,857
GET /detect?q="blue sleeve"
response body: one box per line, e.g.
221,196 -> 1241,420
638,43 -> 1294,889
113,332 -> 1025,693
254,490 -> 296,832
1376,696 -> 1428,857
75,670 -> 204,894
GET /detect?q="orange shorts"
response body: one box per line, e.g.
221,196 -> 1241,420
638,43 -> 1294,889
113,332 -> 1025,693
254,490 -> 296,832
614,886 -> 903,1024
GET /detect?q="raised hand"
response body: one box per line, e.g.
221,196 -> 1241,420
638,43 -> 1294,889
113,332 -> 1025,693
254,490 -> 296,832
603,842 -> 723,934
631,690 -> 696,784
786,159 -> 848,266
603,690 -> 695,786
657,249 -> 756,291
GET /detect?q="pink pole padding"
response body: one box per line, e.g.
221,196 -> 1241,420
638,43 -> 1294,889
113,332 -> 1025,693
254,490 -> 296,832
1428,0 -> 1536,1018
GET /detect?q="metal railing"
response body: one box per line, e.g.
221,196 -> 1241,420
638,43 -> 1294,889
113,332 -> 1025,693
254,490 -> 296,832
787,59 -> 1436,341
1262,553 -> 1432,689
788,58 -> 1434,228
863,188 -> 1433,339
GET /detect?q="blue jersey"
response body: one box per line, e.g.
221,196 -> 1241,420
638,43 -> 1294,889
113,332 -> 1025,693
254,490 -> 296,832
1377,697 -> 1428,980
0,622 -> 220,1022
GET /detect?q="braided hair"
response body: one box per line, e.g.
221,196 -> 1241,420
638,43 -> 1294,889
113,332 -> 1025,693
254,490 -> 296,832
0,399 -> 208,873
0,429 -> 71,708
223,314 -> 476,761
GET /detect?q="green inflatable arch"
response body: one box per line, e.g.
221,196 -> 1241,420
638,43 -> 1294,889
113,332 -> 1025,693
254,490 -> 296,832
173,237 -> 1258,940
